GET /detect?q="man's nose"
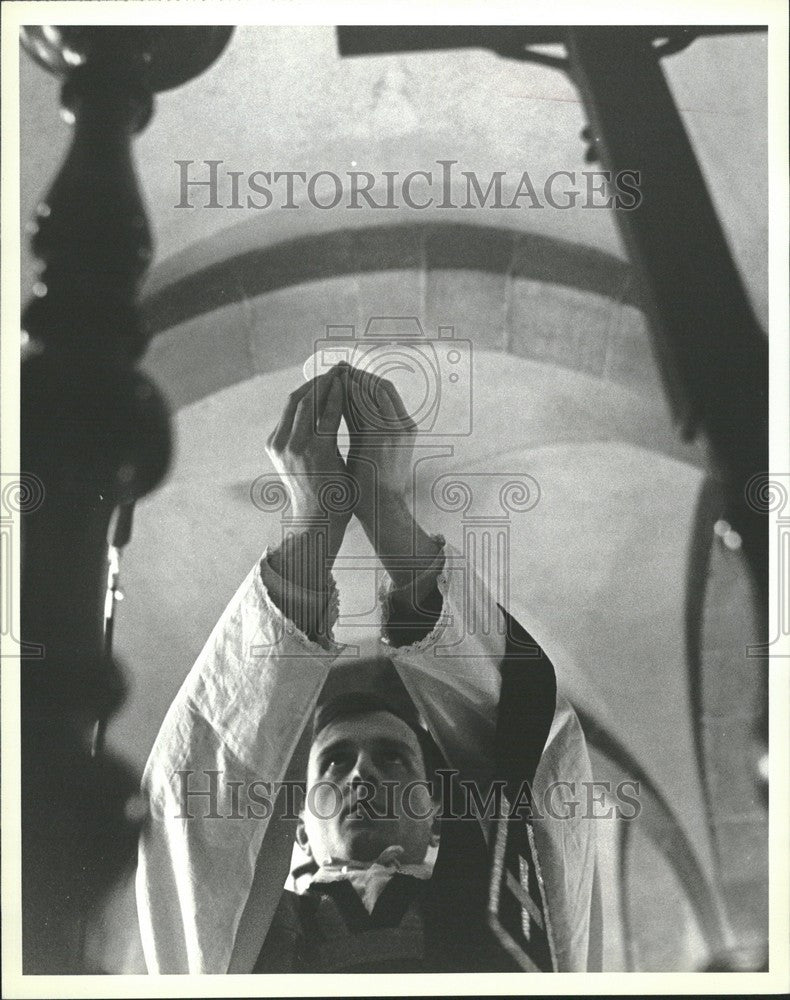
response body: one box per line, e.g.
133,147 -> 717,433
348,751 -> 381,787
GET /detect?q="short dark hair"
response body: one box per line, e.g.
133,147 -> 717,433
311,703 -> 445,792
311,656 -> 446,793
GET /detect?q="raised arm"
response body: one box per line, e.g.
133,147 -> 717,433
263,368 -> 353,645
136,371 -> 350,973
342,364 -> 444,644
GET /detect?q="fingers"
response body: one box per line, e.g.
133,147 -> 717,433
384,379 -> 417,430
317,374 -> 343,437
344,366 -> 383,422
373,390 -> 412,439
267,379 -> 314,452
343,365 -> 376,422
343,365 -> 415,433
268,367 -> 349,454
291,370 -> 336,446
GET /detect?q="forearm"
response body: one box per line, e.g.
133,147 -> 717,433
359,493 -> 440,585
264,517 -> 347,646
357,493 -> 444,643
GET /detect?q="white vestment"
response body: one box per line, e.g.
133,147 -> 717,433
136,540 -> 599,972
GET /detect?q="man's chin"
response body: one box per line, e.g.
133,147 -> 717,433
339,822 -> 393,862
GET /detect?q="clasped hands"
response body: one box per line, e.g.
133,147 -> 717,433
266,363 -> 413,538
265,364 -> 441,600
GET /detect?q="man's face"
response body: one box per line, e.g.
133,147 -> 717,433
299,710 -> 438,866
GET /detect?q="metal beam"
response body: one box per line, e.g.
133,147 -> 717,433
565,27 -> 768,604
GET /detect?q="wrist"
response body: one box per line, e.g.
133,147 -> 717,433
286,507 -> 350,550
356,487 -> 408,538
263,536 -> 339,647
287,472 -> 356,548
270,518 -> 346,592
359,497 -> 441,588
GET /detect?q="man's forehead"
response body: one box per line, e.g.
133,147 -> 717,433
310,709 -> 421,755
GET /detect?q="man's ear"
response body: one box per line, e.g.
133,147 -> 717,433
295,812 -> 313,859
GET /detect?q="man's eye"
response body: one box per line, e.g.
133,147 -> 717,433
382,750 -> 404,764
324,754 -> 351,772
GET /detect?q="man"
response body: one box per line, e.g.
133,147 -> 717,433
136,364 -> 600,973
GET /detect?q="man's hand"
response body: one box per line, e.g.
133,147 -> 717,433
342,365 -> 417,530
265,368 -> 351,537
341,365 -> 441,592
264,370 -> 351,635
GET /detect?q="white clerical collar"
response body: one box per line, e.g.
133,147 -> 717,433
294,844 -> 438,914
